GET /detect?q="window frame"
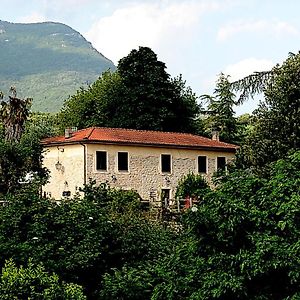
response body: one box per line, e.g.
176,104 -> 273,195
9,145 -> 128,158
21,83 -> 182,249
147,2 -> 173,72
117,151 -> 129,172
95,150 -> 108,172
161,153 -> 172,174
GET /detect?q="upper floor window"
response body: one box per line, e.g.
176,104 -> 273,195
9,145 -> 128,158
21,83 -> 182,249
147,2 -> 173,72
96,151 -> 107,171
118,152 -> 129,172
161,154 -> 171,173
198,156 -> 207,173
217,156 -> 226,171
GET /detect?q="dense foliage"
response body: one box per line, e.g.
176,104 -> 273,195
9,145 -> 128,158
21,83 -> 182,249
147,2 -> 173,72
234,53 -> 300,170
0,91 -> 48,194
1,147 -> 299,299
175,172 -> 210,199
0,183 -> 175,299
202,73 -> 237,143
60,47 -> 200,133
0,259 -> 86,299
101,151 -> 300,299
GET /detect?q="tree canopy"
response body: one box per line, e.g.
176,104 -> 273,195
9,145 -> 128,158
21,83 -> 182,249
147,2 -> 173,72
0,88 -> 48,195
100,151 -> 300,299
201,73 -> 237,143
59,47 -> 200,133
234,52 -> 300,170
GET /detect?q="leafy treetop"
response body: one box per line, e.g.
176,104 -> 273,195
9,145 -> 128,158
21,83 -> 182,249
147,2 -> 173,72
59,46 -> 200,133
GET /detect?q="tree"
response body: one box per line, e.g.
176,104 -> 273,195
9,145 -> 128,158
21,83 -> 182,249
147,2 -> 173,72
175,173 -> 210,199
0,182 -> 175,298
100,151 -> 300,299
0,89 -> 47,194
59,71 -> 123,130
201,73 -> 237,143
234,52 -> 300,169
0,87 -> 32,142
59,47 -> 200,133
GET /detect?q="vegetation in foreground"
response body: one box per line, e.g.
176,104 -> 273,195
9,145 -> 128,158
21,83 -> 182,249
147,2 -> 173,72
0,49 -> 299,298
0,151 -> 299,299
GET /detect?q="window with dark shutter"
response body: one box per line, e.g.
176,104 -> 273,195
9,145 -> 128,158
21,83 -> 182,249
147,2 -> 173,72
161,154 -> 171,173
96,151 -> 107,171
118,152 -> 128,171
198,156 -> 207,173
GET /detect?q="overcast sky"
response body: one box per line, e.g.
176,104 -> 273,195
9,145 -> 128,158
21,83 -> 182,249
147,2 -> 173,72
2,0 -> 300,114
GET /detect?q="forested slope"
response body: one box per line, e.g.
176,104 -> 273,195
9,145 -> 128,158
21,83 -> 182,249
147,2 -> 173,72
0,20 -> 115,112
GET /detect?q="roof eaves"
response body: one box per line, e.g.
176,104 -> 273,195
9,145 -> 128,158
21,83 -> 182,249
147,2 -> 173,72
43,139 -> 237,152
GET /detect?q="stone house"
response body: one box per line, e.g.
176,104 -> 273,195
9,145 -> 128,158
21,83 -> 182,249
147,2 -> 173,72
41,127 -> 238,201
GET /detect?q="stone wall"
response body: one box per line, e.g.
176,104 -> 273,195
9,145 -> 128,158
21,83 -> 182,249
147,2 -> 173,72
42,143 -> 235,201
86,144 -> 235,203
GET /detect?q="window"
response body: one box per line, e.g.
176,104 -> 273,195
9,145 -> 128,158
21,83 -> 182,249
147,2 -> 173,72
161,154 -> 171,173
118,152 -> 128,171
96,151 -> 107,171
217,157 -> 226,171
198,156 -> 207,173
62,191 -> 71,197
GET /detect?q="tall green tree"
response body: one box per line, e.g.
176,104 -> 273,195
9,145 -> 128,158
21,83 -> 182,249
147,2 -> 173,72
0,89 -> 47,194
59,47 -> 200,133
59,71 -> 122,130
202,73 -> 237,143
234,52 -> 300,170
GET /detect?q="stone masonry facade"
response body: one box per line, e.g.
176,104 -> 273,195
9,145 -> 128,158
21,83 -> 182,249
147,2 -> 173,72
85,146 -> 231,203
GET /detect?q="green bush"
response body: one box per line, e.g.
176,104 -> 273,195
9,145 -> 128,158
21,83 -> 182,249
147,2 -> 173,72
0,259 -> 86,299
175,172 -> 210,199
0,182 -> 175,298
100,152 -> 300,299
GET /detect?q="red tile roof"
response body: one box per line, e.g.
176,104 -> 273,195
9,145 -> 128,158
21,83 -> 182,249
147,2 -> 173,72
42,127 -> 238,152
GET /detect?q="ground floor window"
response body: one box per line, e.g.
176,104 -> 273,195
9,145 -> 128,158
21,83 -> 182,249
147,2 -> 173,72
161,188 -> 171,208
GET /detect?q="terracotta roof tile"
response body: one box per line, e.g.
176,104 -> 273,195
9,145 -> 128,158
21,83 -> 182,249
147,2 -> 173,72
42,127 -> 238,151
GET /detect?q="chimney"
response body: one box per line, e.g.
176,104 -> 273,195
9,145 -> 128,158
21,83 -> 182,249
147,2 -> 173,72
212,130 -> 220,141
65,128 -> 71,138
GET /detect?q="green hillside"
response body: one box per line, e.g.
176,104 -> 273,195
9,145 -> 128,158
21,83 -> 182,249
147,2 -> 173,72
0,20 -> 115,112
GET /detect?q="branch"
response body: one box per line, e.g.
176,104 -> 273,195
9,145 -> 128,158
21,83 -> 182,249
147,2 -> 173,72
230,70 -> 273,105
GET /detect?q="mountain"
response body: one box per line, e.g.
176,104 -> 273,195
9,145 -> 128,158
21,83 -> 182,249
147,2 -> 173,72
0,20 -> 115,112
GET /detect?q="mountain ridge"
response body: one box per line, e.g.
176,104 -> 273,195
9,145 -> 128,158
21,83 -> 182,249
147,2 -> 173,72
0,20 -> 115,112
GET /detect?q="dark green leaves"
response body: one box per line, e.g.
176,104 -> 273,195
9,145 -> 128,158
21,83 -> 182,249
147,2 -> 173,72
60,47 -> 200,133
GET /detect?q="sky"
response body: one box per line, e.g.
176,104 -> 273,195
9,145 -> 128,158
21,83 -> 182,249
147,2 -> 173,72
1,0 -> 300,114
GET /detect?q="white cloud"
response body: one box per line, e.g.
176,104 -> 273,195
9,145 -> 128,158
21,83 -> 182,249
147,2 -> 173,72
84,1 -> 222,64
217,19 -> 299,42
45,0 -> 93,8
224,57 -> 274,81
18,12 -> 46,23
